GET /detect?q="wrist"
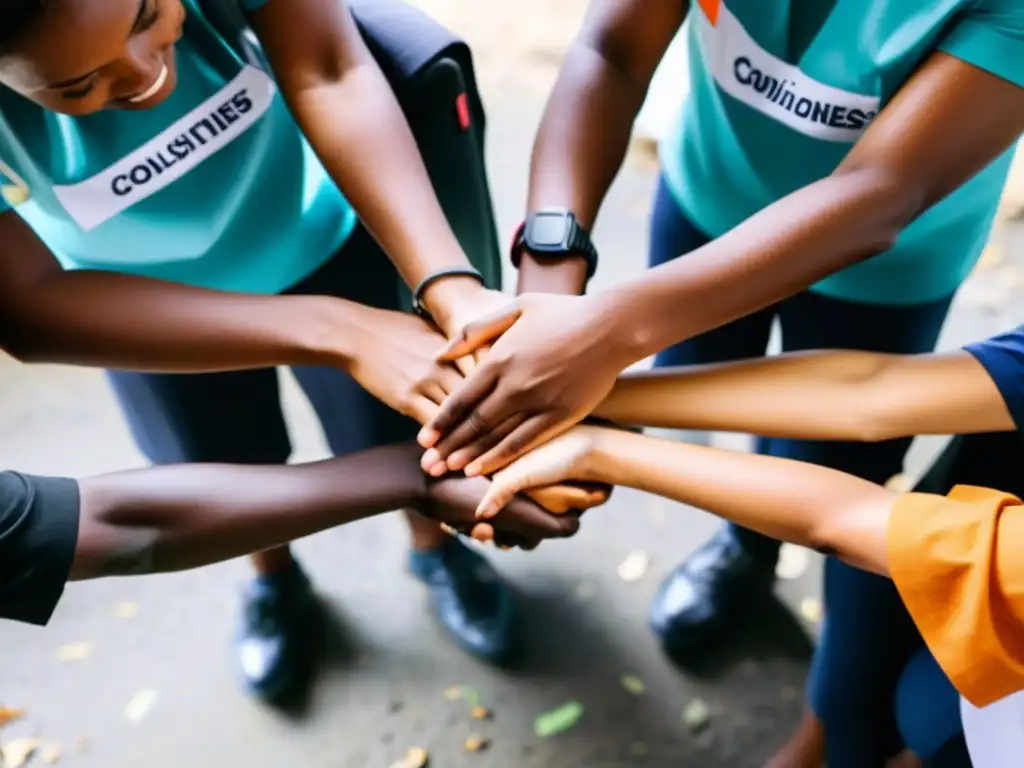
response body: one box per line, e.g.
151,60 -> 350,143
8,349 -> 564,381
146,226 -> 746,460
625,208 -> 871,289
419,274 -> 487,332
515,252 -> 588,295
295,296 -> 373,370
591,289 -> 656,367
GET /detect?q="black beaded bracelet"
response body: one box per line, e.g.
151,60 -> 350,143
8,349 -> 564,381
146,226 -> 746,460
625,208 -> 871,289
411,266 -> 485,320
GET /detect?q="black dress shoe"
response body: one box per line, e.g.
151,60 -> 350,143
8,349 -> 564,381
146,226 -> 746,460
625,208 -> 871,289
650,527 -> 776,654
410,537 -> 518,664
235,561 -> 315,702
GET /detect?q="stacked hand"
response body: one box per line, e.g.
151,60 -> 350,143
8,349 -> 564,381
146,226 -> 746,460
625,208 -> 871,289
345,296 -> 612,524
416,292 -> 637,478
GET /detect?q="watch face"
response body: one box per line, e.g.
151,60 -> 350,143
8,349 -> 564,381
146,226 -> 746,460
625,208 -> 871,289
528,213 -> 571,248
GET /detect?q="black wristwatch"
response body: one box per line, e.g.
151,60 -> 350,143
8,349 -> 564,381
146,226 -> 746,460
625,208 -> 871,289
510,208 -> 598,279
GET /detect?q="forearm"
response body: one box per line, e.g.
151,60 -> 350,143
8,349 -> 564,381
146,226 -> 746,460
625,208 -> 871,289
71,444 -> 425,578
587,431 -> 896,575
606,168 -> 916,358
286,69 -> 479,328
594,349 -> 1014,441
517,44 -> 644,296
1,269 -> 358,372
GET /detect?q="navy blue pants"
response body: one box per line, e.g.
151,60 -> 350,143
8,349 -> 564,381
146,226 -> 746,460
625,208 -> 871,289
108,225 -> 417,468
648,177 -> 963,765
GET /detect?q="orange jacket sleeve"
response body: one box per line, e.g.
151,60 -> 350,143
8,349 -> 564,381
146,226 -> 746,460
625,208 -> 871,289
887,485 -> 1024,707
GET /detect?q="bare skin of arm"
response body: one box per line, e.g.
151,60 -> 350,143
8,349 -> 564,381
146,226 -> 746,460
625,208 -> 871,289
517,0 -> 687,295
70,443 -> 581,579
248,0 -> 500,332
595,349 -> 1015,441
421,47 -> 1024,477
478,427 -> 898,577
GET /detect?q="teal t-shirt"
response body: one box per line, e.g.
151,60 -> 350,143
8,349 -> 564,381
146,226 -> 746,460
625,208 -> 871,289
0,0 -> 356,293
660,0 -> 1024,305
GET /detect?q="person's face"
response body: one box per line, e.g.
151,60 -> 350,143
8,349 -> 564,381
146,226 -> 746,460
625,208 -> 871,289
0,0 -> 186,115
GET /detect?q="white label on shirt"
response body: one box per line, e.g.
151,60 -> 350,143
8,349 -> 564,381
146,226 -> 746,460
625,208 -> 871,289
696,1 -> 880,142
53,65 -> 276,232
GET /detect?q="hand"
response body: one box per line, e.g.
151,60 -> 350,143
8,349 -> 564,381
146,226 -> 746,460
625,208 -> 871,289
346,307 -> 464,424
423,280 -> 509,376
417,292 -> 638,477
474,426 -> 608,520
422,473 -> 587,549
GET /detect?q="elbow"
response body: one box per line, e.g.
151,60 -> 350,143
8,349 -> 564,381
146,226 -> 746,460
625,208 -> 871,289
0,316 -> 49,364
829,163 -> 928,254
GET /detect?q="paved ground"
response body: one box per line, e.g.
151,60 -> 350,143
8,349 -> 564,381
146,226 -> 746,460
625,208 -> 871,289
3,5 -> 1024,767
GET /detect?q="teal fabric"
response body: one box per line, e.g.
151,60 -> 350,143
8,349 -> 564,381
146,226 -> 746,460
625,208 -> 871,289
660,0 -> 1024,305
0,0 -> 356,293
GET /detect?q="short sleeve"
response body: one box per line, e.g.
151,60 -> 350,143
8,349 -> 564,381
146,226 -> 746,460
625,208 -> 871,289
965,325 -> 1024,431
887,485 -> 1024,707
940,1 -> 1024,88
0,472 -> 80,626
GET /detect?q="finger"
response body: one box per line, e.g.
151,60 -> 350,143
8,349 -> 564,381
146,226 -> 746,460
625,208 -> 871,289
465,414 -> 567,477
417,366 -> 498,449
470,522 -> 494,543
404,394 -> 447,428
498,495 -> 571,538
525,485 -> 593,515
475,466 -> 536,520
444,413 -> 527,472
417,364 -> 466,406
435,306 -> 523,362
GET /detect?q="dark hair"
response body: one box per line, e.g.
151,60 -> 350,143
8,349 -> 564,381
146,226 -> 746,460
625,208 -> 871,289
0,0 -> 51,56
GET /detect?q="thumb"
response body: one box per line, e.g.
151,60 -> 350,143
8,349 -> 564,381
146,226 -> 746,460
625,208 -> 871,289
476,464 -> 538,520
436,304 -> 522,362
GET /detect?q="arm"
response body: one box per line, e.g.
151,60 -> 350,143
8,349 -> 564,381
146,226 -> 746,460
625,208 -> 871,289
595,349 -> 1015,441
611,52 -> 1024,356
248,0 -> 496,333
420,50 -> 1024,474
517,0 -> 687,295
480,427 -> 898,576
70,444 -> 578,579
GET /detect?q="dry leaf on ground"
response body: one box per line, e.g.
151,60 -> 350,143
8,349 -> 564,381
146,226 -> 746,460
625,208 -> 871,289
54,642 -> 92,662
800,597 -> 823,623
1,737 -> 40,768
534,701 -> 584,737
443,686 -> 463,701
40,743 -> 61,764
390,746 -> 429,768
776,544 -> 810,580
682,698 -> 711,732
470,705 -> 491,720
124,689 -> 158,723
617,551 -> 650,583
620,674 -> 646,696
114,602 -> 140,619
463,734 -> 489,752
0,707 -> 24,728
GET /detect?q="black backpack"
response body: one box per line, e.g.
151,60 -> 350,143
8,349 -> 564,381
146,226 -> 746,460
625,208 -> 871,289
195,0 -> 504,304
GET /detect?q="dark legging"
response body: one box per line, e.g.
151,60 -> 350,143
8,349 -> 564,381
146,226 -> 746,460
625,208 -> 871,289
648,176 -> 963,765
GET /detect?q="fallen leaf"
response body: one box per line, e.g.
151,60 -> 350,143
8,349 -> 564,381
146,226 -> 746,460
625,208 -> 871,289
55,642 -> 92,662
124,689 -> 158,723
403,747 -> 429,768
114,602 -> 140,619
40,743 -> 61,765
884,474 -> 912,492
534,701 -> 584,738
620,674 -> 646,696
800,597 -> 823,624
617,551 -> 650,583
0,707 -> 24,728
682,698 -> 711,732
470,705 -> 491,720
775,544 -> 810,580
1,738 -> 39,768
463,734 -> 489,752
443,686 -> 463,701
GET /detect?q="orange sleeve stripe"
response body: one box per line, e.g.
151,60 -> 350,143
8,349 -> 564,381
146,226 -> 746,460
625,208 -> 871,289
697,0 -> 721,26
